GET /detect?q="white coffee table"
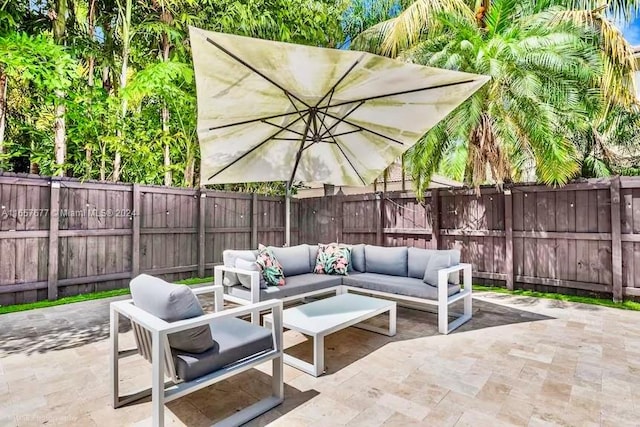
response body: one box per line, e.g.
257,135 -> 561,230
263,292 -> 396,377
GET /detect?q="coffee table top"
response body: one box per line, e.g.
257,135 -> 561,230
265,293 -> 395,336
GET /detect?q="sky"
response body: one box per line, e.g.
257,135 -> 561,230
621,17 -> 640,46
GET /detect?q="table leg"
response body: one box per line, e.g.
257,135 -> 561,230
313,334 -> 325,377
389,305 -> 397,336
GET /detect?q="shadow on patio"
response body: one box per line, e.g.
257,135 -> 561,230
0,294 -> 552,357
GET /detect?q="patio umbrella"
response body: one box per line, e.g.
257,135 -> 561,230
189,27 -> 489,245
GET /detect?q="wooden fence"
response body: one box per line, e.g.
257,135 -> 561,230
298,177 -> 640,301
0,174 -> 298,306
1,174 -> 638,305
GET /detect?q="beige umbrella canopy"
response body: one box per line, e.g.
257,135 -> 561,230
189,27 -> 489,243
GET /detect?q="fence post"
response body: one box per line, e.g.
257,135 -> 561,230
198,189 -> 206,277
335,192 -> 343,243
251,193 -> 258,248
376,192 -> 384,246
610,177 -> 623,302
430,189 -> 440,250
504,189 -> 514,290
131,184 -> 140,278
47,180 -> 60,300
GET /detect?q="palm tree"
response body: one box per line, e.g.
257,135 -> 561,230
353,0 -> 638,191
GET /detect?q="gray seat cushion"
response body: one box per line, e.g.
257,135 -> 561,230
343,272 -> 460,300
364,245 -> 408,277
222,250 -> 258,286
228,273 -> 342,301
129,274 -> 214,353
270,244 -> 312,276
173,317 -> 273,381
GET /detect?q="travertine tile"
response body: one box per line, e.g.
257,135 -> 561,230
1,291 -> 640,426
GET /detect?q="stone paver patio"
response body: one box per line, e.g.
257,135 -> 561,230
1,291 -> 639,426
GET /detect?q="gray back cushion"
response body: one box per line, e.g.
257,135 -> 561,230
308,245 -> 319,271
222,250 -> 258,286
270,244 -> 312,276
423,251 -> 453,286
235,258 -> 267,289
364,245 -> 408,277
443,249 -> 461,284
351,244 -> 365,272
407,247 -> 437,279
130,274 -> 214,353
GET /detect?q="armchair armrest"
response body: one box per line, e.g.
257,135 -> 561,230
214,265 -> 261,303
111,298 -> 282,335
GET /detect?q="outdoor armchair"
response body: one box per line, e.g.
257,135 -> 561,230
110,275 -> 284,427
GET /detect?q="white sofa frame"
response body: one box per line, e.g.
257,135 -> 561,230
110,284 -> 284,427
215,263 -> 473,334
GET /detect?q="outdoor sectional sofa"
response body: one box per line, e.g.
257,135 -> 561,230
215,244 -> 472,334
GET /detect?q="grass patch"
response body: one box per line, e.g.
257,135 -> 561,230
475,285 -> 640,311
0,277 -> 214,315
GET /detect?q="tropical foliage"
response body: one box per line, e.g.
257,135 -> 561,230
1,0 -> 346,187
1,0 -> 640,193
354,0 -> 640,191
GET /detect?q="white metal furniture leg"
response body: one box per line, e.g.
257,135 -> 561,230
313,334 -> 325,377
389,304 -> 397,336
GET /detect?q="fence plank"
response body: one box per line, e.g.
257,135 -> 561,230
47,181 -> 60,300
431,189 -> 440,250
504,190 -> 514,290
132,184 -> 141,277
611,178 -> 623,301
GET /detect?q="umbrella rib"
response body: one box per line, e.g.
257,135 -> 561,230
332,137 -> 367,186
288,110 -> 316,188
204,37 -> 310,108
314,55 -> 364,109
325,79 -> 479,109
317,100 -> 365,140
207,112 -> 309,181
262,119 -> 306,137
207,110 -> 305,131
321,111 -> 405,146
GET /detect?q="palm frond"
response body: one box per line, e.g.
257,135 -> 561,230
352,0 -> 473,56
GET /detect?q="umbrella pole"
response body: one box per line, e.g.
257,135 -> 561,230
285,184 -> 291,247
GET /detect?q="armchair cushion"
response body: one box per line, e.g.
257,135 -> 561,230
270,244 -> 313,276
408,247 -> 436,279
129,274 -> 215,353
173,317 -> 273,381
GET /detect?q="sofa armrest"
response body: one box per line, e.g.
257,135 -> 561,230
437,263 -> 472,302
214,265 -> 261,303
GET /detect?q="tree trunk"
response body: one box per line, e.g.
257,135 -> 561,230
87,0 -> 96,87
114,0 -> 132,182
53,0 -> 67,176
184,156 -> 195,187
113,151 -> 121,181
53,91 -> 66,175
161,32 -> 172,186
85,146 -> 92,178
100,143 -> 106,181
0,72 -> 7,154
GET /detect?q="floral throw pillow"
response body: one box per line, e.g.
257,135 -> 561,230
314,243 -> 351,275
255,244 -> 285,286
